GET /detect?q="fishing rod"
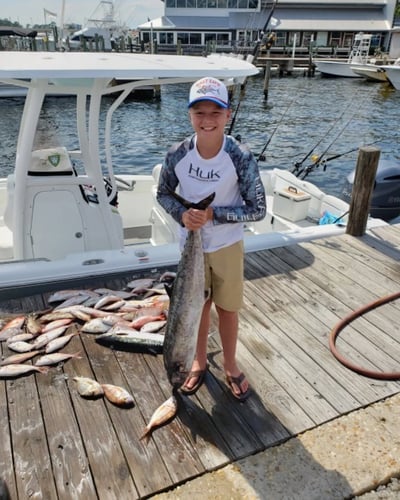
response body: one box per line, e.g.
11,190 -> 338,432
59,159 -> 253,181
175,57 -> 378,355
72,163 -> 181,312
297,139 -> 382,180
256,93 -> 298,162
227,0 -> 278,136
291,103 -> 352,176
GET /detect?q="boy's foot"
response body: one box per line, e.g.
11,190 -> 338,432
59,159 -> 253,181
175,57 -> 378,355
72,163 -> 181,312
226,372 -> 250,401
180,367 -> 208,395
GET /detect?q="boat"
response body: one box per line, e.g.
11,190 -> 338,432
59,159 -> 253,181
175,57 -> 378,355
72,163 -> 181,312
349,62 -> 388,82
0,50 -> 388,294
315,33 -> 373,78
64,0 -> 128,51
380,59 -> 400,90
342,159 -> 400,221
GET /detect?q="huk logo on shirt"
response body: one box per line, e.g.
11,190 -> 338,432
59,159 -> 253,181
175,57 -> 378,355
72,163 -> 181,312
188,163 -> 220,181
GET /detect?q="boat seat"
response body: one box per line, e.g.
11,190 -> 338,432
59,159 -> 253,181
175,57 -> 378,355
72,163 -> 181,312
150,163 -> 180,244
6,147 -> 123,260
0,224 -> 13,260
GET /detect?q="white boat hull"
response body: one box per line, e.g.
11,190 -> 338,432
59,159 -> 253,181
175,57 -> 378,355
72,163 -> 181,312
0,167 -> 387,293
350,64 -> 388,82
315,61 -> 360,78
381,65 -> 400,90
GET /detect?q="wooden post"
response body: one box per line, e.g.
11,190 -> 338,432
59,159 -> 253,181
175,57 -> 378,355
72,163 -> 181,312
346,146 -> 380,236
263,49 -> 271,100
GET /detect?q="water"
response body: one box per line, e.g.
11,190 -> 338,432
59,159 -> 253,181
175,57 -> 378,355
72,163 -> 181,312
0,75 -> 399,198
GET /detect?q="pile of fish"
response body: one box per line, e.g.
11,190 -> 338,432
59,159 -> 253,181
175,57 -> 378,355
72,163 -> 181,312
0,275 -> 174,381
0,260 -> 206,439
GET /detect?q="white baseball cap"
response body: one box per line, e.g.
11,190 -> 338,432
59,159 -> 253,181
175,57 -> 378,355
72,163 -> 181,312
188,77 -> 229,108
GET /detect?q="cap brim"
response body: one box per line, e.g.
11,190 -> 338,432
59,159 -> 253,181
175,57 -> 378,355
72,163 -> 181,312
188,97 -> 228,109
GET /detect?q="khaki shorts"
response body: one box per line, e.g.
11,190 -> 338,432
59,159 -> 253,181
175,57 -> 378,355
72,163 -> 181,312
204,240 -> 244,312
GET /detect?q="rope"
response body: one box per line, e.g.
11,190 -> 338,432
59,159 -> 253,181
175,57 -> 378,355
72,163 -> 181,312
329,292 -> 400,379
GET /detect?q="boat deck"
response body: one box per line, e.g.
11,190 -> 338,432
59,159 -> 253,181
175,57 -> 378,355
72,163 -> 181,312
1,224 -> 400,499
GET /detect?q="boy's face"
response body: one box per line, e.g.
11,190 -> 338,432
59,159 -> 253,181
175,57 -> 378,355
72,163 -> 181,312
189,101 -> 231,139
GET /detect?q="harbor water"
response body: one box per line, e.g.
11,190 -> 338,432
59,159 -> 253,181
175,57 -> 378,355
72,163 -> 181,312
0,74 -> 399,199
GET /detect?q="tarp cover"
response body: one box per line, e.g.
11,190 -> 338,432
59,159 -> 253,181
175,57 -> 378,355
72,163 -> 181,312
0,26 -> 38,38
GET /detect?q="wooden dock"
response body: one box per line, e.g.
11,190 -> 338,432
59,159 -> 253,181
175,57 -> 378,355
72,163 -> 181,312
1,223 -> 400,499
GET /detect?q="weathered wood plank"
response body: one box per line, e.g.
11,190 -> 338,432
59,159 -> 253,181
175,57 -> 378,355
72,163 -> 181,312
0,345 -> 17,500
35,333 -> 98,500
245,248 -> 399,401
62,335 -> 139,500
7,370 -> 58,499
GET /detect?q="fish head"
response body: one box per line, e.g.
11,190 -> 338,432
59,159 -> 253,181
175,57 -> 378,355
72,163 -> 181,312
167,362 -> 188,389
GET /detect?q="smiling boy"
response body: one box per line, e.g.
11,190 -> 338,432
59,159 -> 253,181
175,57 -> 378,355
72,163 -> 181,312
157,77 -> 266,400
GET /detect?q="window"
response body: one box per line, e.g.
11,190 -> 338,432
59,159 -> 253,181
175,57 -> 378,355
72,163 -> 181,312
207,0 -> 217,7
177,0 -> 186,6
228,0 -> 237,6
177,32 -> 189,44
187,0 -> 196,6
218,0 -> 228,7
198,0 -> 207,6
165,0 -> 176,6
159,32 -> 174,44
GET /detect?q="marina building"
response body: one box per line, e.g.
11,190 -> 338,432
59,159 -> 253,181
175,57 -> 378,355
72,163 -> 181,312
137,0 -> 398,56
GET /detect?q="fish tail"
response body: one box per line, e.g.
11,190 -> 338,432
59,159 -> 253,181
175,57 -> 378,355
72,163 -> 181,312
37,366 -> 49,375
139,427 -> 152,444
167,190 -> 215,210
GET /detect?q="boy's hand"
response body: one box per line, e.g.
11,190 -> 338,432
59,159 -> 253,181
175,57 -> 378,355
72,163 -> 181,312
182,207 -> 213,230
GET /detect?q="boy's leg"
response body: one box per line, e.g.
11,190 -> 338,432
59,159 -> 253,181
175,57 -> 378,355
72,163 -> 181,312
216,306 -> 249,397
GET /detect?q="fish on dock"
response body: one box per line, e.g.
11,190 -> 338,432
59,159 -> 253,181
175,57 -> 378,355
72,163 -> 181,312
140,394 -> 178,443
95,328 -> 164,354
73,376 -> 104,398
0,364 -> 48,378
44,331 -> 80,354
34,351 -> 82,367
7,340 -> 36,353
32,325 -> 70,350
0,350 -> 42,366
101,384 -> 134,407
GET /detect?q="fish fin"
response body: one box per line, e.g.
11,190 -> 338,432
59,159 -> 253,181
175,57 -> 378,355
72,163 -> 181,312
167,189 -> 215,210
139,428 -> 152,444
164,282 -> 174,298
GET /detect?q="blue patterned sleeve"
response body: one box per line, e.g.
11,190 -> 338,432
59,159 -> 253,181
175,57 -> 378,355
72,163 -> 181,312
156,141 -> 187,225
213,138 -> 267,224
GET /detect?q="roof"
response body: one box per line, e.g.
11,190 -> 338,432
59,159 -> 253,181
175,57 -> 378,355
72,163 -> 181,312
0,26 -> 38,38
0,51 -> 258,81
139,4 -> 390,32
274,8 -> 391,31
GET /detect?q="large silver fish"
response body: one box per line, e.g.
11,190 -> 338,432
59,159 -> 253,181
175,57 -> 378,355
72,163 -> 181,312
162,192 -> 214,389
95,328 -> 164,354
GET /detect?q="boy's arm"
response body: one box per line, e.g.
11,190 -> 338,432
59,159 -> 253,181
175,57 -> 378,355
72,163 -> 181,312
156,157 -> 186,225
213,149 -> 266,224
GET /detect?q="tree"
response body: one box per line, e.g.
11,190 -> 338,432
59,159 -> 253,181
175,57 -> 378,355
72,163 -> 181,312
0,18 -> 22,28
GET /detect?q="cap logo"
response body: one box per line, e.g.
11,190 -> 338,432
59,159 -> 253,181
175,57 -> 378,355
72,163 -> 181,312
195,83 -> 222,98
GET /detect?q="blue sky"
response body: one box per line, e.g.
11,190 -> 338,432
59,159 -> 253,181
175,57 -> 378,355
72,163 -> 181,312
0,0 -> 164,29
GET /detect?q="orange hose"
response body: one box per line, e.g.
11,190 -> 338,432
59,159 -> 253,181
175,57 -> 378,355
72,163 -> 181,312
329,292 -> 400,380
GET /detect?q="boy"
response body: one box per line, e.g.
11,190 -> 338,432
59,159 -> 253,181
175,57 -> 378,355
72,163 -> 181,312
156,77 -> 266,400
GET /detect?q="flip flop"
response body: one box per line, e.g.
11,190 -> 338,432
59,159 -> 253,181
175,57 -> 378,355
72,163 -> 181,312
226,372 -> 250,401
180,367 -> 207,395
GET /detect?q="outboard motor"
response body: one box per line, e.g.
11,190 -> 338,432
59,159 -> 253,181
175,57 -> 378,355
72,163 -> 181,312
341,159 -> 400,221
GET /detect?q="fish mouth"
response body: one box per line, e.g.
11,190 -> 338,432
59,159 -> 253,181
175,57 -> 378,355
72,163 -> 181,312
169,367 -> 188,388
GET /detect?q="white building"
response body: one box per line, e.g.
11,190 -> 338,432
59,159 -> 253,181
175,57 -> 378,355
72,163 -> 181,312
138,0 -> 398,55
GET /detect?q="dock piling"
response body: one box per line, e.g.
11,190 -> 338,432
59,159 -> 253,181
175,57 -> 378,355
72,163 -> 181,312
346,146 -> 381,236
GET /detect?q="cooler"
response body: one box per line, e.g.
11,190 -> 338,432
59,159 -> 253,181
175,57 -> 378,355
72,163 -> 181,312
273,186 -> 311,222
